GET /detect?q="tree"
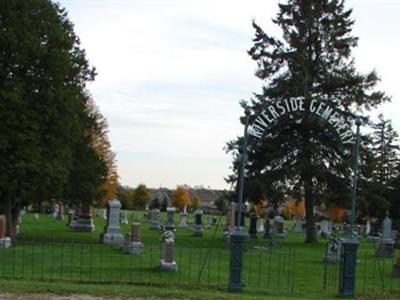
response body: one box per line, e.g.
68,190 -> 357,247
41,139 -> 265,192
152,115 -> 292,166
117,185 -> 135,210
191,195 -> 201,212
171,187 -> 191,211
0,0 -> 99,238
227,0 -> 388,243
87,99 -> 119,207
133,184 -> 151,209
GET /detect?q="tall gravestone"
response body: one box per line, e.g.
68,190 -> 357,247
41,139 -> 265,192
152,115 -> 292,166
292,217 -> 304,233
160,231 -> 177,272
367,219 -> 380,242
0,215 -> 11,248
56,202 -> 64,220
101,199 -> 124,245
192,209 -> 203,237
71,203 -> 95,232
323,232 -> 342,264
375,214 -> 395,258
165,207 -> 176,231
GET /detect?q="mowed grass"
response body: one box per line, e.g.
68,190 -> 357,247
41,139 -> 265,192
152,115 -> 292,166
1,212 -> 399,299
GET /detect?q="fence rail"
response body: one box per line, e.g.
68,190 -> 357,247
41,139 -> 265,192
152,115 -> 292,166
0,240 -> 295,292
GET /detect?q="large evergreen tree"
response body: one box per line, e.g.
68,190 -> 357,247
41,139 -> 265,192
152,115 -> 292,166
0,0 -> 104,237
227,0 -> 388,242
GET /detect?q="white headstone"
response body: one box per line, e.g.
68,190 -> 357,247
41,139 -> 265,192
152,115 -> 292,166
101,199 -> 124,245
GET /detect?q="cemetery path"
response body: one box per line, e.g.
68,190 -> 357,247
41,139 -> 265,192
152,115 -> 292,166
0,293 -> 175,300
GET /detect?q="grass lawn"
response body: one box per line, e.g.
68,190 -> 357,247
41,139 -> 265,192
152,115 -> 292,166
0,211 -> 399,299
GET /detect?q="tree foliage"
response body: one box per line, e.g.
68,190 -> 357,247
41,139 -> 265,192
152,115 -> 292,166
226,0 -> 388,243
0,0 -> 109,237
171,187 -> 191,211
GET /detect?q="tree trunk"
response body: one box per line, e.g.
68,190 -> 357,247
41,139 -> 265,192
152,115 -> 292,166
304,177 -> 317,243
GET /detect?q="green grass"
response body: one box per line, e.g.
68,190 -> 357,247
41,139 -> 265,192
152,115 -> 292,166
1,212 -> 399,299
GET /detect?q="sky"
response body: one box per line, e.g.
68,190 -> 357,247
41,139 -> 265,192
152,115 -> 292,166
57,0 -> 400,190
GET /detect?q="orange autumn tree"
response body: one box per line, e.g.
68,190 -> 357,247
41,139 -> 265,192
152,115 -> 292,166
328,204 -> 346,222
282,197 -> 305,218
87,99 -> 119,206
171,187 -> 191,211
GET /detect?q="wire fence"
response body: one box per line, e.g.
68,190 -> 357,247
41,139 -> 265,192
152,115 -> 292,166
323,249 -> 400,296
0,240 -> 295,292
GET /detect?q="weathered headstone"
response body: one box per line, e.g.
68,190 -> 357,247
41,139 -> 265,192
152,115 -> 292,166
365,220 -> 371,236
248,212 -> 258,239
67,208 -> 74,226
123,223 -> 144,254
292,217 -> 304,233
149,209 -> 161,230
375,214 -> 395,258
320,220 -> 333,238
120,210 -> 128,225
178,212 -> 189,228
192,209 -> 203,237
70,203 -> 95,232
323,232 -> 342,264
165,207 -> 176,231
273,215 -> 286,238
159,231 -> 177,272
101,199 -> 124,245
0,215 -> 11,249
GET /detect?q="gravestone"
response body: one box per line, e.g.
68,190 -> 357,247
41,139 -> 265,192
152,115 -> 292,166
178,212 -> 189,228
160,231 -> 177,272
320,220 -> 333,238
323,232 -> 342,264
165,207 -> 176,231
192,209 -> 203,237
101,199 -> 124,245
120,210 -> 128,225
67,208 -> 74,226
0,215 -> 11,249
273,215 -> 286,238
52,203 -> 59,219
123,223 -> 144,254
256,218 -> 265,234
365,220 -> 371,236
248,212 -> 258,239
34,212 -> 40,219
102,209 -> 107,220
149,209 -> 161,230
71,203 -> 95,232
292,217 -> 304,233
375,214 -> 395,258
56,202 -> 64,220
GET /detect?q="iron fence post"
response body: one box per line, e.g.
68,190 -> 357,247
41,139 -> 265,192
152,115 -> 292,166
228,110 -> 250,292
339,118 -> 361,297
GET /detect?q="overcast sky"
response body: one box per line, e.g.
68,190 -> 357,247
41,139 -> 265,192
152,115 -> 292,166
57,0 -> 400,190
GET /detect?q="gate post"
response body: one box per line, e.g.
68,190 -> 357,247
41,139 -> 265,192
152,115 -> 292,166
228,228 -> 247,292
228,110 -> 250,293
339,239 -> 359,297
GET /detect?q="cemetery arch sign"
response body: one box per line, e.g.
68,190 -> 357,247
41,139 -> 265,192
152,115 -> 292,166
248,98 -> 355,144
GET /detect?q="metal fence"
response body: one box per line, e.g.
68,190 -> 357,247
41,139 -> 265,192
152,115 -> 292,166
0,240 -> 295,292
323,250 -> 400,296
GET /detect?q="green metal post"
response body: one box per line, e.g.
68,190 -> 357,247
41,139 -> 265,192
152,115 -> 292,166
228,110 -> 250,292
339,118 -> 361,297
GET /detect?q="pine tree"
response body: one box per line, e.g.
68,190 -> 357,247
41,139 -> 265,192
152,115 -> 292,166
371,114 -> 399,186
227,0 -> 388,242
